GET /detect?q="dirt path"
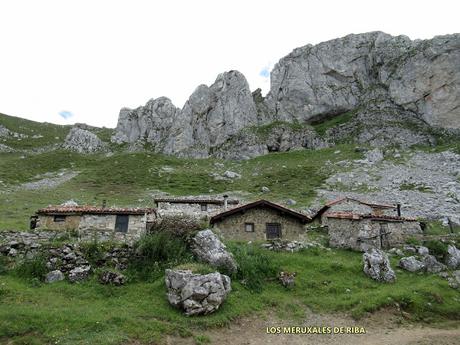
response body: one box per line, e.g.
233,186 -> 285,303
166,309 -> 460,345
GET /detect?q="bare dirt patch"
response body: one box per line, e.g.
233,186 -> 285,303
165,308 -> 460,345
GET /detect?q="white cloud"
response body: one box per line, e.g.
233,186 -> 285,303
0,0 -> 458,128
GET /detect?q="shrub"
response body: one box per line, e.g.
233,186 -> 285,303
0,256 -> 10,275
424,240 -> 448,258
149,214 -> 205,239
14,255 -> 48,281
406,236 -> 421,246
227,243 -> 278,292
80,240 -> 110,266
127,232 -> 193,281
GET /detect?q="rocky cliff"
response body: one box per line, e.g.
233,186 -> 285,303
113,32 -> 460,159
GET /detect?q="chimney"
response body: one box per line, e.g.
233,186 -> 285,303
396,203 -> 401,217
102,199 -> 107,209
223,194 -> 229,210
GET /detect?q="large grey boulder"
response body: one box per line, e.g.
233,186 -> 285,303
398,256 -> 425,272
165,269 -> 231,316
363,249 -> 396,282
191,230 -> 237,273
64,127 -> 107,153
446,245 -> 460,269
423,255 -> 446,273
45,270 -> 65,283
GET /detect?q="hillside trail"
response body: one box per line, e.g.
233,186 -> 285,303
166,308 -> 460,345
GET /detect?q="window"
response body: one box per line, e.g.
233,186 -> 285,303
266,223 -> 281,239
115,215 -> 129,233
53,215 -> 66,223
201,204 -> 208,211
245,222 -> 255,232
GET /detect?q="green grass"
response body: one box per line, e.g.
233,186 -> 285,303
0,144 -> 362,230
1,245 -> 459,344
400,182 -> 433,193
312,109 -> 358,136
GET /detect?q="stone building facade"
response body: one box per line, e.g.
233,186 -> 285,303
210,200 -> 310,241
35,206 -> 156,242
311,197 -> 422,251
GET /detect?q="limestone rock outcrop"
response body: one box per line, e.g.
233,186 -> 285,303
446,245 -> 460,269
165,269 -> 231,316
112,32 -> 460,159
64,127 -> 107,153
398,256 -> 425,272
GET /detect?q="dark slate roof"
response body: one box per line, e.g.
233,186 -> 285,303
154,197 -> 239,205
209,199 -> 311,224
37,206 -> 156,216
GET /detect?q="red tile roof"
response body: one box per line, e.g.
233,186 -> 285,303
37,206 -> 156,216
154,197 -> 239,205
210,199 -> 311,224
326,211 -> 417,222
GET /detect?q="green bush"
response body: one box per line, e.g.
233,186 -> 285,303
127,232 -> 193,281
0,256 -> 10,275
424,240 -> 448,258
227,243 -> 278,292
14,255 -> 48,281
406,236 -> 421,246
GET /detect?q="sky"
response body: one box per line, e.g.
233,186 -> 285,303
0,0 -> 459,128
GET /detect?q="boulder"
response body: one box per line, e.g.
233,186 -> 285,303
45,270 -> 65,283
423,255 -> 446,273
261,186 -> 270,193
68,266 -> 91,283
365,148 -> 384,163
398,256 -> 425,272
191,230 -> 237,273
286,199 -> 297,206
446,245 -> 460,269
99,270 -> 126,286
417,246 -> 430,256
165,269 -> 231,316
448,270 -> 460,290
363,249 -> 396,283
223,170 -> 241,179
279,271 -> 296,288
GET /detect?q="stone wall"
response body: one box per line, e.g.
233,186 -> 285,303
157,202 -> 224,219
324,217 -> 422,251
212,207 -> 306,241
38,215 -> 81,231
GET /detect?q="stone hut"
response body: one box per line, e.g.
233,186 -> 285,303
34,206 -> 156,242
209,199 -> 310,241
311,197 -> 422,251
154,196 -> 239,217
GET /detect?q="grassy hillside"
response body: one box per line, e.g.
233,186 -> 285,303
0,144 -> 362,230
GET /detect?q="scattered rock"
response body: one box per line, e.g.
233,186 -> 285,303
165,269 -> 231,316
99,270 -> 126,286
417,246 -> 430,256
261,186 -> 270,193
68,266 -> 91,283
279,271 -> 296,288
365,148 -> 384,163
45,270 -> 65,283
446,245 -> 460,269
398,256 -> 425,272
191,229 -> 238,273
448,271 -> 460,289
286,199 -> 297,206
223,170 -> 241,179
423,255 -> 446,273
363,249 -> 396,283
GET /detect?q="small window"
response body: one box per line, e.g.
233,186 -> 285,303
53,215 -> 66,223
201,204 -> 208,211
245,222 -> 255,232
115,215 -> 129,233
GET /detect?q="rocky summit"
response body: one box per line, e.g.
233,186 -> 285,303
112,32 -> 460,159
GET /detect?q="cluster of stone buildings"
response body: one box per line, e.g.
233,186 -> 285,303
32,195 -> 421,251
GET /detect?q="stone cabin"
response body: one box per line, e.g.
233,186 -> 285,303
34,206 -> 156,242
209,199 -> 311,241
311,197 -> 422,251
154,196 -> 239,217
